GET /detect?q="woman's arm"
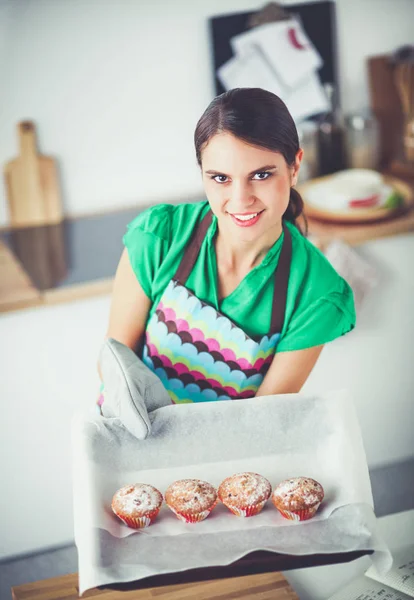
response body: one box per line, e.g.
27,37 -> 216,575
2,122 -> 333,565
255,345 -> 324,396
98,248 -> 152,379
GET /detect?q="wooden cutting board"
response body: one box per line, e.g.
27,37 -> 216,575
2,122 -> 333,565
3,121 -> 63,228
11,571 -> 299,600
0,240 -> 40,307
10,222 -> 68,290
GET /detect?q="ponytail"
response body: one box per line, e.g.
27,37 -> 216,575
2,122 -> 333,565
283,187 -> 308,236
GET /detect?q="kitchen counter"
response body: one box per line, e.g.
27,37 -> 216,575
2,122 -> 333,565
1,192 -> 414,314
0,206 -> 140,313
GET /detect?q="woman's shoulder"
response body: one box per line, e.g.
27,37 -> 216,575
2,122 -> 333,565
125,200 -> 210,243
287,221 -> 345,291
287,221 -> 355,317
277,222 -> 356,351
122,200 -> 211,302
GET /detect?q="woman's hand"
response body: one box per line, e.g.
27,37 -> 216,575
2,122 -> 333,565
255,345 -> 324,396
98,248 -> 152,379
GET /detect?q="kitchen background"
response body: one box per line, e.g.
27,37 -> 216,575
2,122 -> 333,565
0,1 -> 413,599
0,0 -> 413,225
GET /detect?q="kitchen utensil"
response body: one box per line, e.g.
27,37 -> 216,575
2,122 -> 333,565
317,83 -> 347,175
3,121 -> 63,228
367,55 -> 404,170
394,61 -> 414,162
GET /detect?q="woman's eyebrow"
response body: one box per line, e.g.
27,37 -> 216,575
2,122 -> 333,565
204,164 -> 277,176
248,164 -> 277,176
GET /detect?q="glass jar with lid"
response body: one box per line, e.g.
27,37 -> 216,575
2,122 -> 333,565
344,111 -> 380,170
297,120 -> 319,183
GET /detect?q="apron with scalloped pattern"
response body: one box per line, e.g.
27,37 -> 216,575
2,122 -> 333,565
142,211 -> 291,403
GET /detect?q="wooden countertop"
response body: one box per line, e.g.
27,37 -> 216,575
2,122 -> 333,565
1,186 -> 414,315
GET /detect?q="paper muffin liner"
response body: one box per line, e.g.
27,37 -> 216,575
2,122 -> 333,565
275,502 -> 321,522
167,502 -> 216,523
113,507 -> 161,529
223,498 -> 267,518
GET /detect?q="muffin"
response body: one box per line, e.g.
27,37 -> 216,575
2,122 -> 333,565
165,479 -> 217,523
218,472 -> 272,517
272,477 -> 324,521
111,483 -> 163,529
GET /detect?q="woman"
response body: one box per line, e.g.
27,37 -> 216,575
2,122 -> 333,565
101,88 -> 355,404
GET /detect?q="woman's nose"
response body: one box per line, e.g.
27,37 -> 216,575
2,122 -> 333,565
229,181 -> 254,208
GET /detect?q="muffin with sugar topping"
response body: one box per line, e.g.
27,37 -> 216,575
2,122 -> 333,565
111,483 -> 163,529
218,472 -> 272,517
165,479 -> 217,523
272,477 -> 324,521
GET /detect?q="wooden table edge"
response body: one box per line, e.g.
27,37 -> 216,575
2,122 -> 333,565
0,278 -> 113,315
11,549 -> 372,599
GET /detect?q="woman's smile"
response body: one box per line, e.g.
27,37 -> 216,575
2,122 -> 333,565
228,210 -> 265,227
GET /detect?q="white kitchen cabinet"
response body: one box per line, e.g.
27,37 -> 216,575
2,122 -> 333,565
0,296 -> 110,559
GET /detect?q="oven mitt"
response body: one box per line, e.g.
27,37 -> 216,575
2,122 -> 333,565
98,337 -> 172,439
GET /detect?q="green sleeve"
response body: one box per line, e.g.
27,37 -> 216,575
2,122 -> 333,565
277,277 -> 356,352
122,206 -> 170,301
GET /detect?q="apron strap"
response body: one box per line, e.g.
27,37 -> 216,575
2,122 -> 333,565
270,223 -> 292,335
174,210 -> 213,284
174,209 -> 291,335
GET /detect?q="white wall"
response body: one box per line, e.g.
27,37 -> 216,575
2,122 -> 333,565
1,234 -> 413,560
1,0 -> 413,226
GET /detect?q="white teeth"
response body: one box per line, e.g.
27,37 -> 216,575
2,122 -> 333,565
233,213 -> 258,221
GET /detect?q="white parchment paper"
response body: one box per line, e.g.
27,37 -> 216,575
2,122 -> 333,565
72,390 -> 392,594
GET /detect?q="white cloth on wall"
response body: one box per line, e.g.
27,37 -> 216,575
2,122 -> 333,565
217,18 -> 328,122
230,19 -> 323,90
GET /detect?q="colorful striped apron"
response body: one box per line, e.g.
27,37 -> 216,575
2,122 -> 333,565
142,211 -> 292,403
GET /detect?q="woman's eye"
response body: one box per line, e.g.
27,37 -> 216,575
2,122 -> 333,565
211,172 -> 271,183
253,171 -> 271,180
212,175 -> 228,183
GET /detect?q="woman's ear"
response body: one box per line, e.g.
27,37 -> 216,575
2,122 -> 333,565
291,148 -> 304,186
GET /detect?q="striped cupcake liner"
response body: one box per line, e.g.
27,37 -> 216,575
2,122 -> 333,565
224,499 -> 267,518
275,502 -> 321,522
113,507 -> 160,529
167,504 -> 215,523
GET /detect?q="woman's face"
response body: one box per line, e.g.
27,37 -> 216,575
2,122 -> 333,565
201,132 -> 302,243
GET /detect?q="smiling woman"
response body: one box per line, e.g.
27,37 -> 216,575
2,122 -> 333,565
203,137 -> 296,238
103,88 -> 356,404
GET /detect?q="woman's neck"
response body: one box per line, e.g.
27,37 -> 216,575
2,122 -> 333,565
215,221 -> 283,272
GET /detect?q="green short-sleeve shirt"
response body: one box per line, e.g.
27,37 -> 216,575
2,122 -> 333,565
123,201 -> 355,351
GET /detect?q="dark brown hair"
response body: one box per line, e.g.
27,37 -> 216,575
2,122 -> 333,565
194,87 -> 306,234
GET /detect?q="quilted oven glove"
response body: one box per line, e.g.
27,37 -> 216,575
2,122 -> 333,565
98,337 -> 172,440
